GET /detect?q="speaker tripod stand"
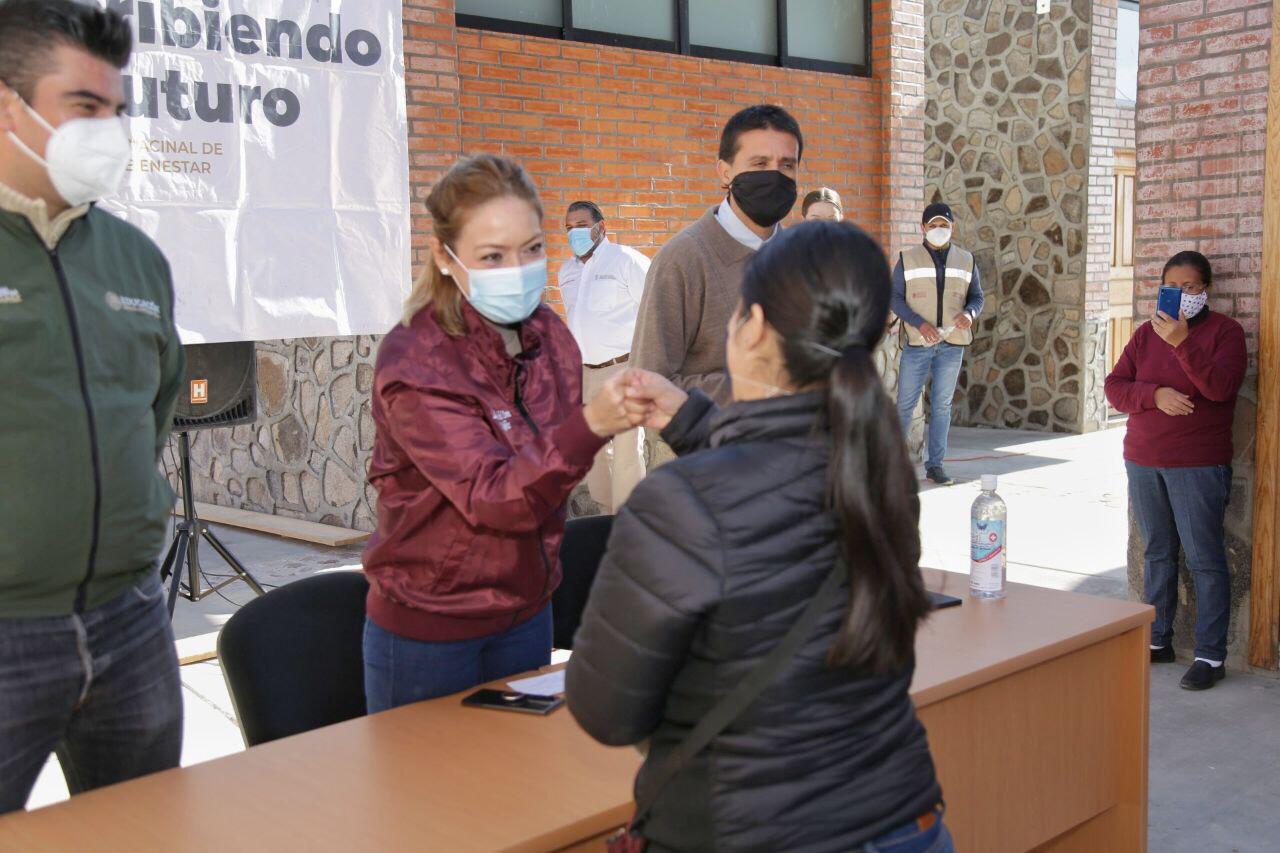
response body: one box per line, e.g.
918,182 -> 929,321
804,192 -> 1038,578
160,432 -> 266,616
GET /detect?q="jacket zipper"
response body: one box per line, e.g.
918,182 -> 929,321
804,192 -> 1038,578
512,362 -> 555,630
44,240 -> 104,614
933,248 -> 946,328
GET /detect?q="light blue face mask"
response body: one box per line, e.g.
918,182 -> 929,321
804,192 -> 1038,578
567,226 -> 599,258
445,245 -> 547,325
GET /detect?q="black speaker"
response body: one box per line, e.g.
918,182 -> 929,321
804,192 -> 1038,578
173,342 -> 258,431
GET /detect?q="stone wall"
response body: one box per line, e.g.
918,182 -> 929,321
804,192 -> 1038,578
169,337 -> 381,531
1128,0 -> 1271,669
923,0 -> 1095,432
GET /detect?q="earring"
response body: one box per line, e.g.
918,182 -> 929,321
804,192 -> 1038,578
439,268 -> 450,276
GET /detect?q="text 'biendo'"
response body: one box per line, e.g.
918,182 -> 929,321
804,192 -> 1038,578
101,1 -> 388,128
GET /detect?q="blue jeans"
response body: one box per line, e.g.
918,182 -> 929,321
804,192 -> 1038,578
363,605 -> 553,713
0,573 -> 183,814
863,806 -> 953,852
897,343 -> 966,469
1127,462 -> 1232,661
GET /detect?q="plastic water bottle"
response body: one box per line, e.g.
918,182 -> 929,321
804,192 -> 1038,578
970,475 -> 1007,599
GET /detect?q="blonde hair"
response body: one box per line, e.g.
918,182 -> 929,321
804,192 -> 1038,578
404,154 -> 545,334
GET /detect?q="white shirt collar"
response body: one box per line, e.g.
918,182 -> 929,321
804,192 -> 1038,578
716,199 -> 776,251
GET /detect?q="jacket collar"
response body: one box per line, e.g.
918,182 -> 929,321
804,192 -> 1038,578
456,298 -> 548,386
0,181 -> 90,251
710,390 -> 825,448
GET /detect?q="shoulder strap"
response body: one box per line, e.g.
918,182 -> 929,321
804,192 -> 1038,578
632,558 -> 849,824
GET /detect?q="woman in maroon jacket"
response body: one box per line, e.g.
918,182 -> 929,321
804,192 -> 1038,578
361,155 -> 634,711
1105,250 -> 1247,691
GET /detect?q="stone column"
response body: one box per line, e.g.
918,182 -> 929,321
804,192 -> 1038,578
923,0 -> 1095,433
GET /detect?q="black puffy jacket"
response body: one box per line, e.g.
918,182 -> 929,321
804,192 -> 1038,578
566,391 -> 941,852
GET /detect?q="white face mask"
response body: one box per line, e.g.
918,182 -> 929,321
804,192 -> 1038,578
1181,291 -> 1209,319
7,97 -> 130,207
444,244 -> 547,326
925,226 -> 952,249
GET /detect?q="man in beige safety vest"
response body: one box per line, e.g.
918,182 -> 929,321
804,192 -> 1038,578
891,203 -> 985,486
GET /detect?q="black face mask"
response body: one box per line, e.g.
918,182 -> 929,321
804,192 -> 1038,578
729,170 -> 797,228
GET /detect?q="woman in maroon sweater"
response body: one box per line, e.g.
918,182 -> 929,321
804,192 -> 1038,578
1105,251 -> 1247,691
361,155 -> 634,711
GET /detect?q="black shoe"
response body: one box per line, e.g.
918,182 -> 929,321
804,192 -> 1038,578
1180,660 -> 1226,691
1150,646 -> 1176,664
925,467 -> 955,486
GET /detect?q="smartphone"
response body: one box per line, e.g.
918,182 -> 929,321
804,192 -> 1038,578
1156,285 -> 1182,319
462,688 -> 565,716
928,591 -> 963,610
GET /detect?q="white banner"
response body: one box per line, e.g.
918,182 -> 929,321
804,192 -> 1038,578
96,0 -> 411,343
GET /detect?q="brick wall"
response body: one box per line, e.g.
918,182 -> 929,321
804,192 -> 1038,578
405,0 -> 463,275
1084,0 -> 1122,433
453,27 -> 885,316
1089,0 -> 1120,322
1135,0 -> 1270,349
874,0 -> 928,254
1131,0 -> 1271,668
1115,96 -> 1136,151
874,0 -> 927,453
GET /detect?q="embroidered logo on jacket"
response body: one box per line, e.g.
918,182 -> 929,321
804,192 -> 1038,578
105,291 -> 161,319
0,287 -> 21,305
492,409 -> 514,432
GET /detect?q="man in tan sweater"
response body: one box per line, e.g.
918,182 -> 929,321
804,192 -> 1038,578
631,105 -> 804,406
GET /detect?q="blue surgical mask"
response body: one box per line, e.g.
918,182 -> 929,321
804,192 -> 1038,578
445,245 -> 547,325
567,226 -> 598,258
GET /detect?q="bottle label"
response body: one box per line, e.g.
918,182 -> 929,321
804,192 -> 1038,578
970,519 -> 1005,593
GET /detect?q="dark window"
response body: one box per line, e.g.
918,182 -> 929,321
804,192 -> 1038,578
456,0 -> 871,78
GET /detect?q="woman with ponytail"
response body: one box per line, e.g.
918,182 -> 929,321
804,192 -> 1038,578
567,221 -> 947,851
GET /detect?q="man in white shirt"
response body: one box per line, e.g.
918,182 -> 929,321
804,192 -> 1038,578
558,200 -> 651,513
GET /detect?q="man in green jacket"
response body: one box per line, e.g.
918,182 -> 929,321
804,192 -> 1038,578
0,0 -> 185,813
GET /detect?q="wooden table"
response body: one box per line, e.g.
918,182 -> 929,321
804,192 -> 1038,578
0,572 -> 1152,853
915,570 -> 1153,852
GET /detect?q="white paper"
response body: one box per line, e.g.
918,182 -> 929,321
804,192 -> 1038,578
94,1 -> 411,344
507,670 -> 566,697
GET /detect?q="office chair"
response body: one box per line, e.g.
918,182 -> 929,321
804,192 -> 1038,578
218,570 -> 369,746
553,515 -> 615,650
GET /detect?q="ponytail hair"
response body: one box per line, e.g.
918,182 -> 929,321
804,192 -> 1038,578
405,154 -> 544,333
740,221 -> 931,674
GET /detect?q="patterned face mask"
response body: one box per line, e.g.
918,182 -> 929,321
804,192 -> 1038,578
1181,291 -> 1209,319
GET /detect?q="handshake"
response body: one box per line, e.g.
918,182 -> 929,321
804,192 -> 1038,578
583,368 -> 690,439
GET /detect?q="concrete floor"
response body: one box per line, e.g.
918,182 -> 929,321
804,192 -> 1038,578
23,426 -> 1280,852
